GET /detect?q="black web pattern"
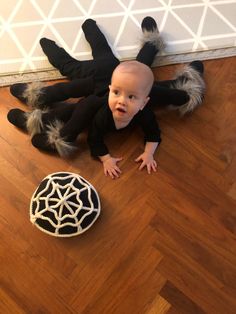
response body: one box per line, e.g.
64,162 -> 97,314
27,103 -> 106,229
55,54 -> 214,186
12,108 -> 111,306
30,172 -> 101,237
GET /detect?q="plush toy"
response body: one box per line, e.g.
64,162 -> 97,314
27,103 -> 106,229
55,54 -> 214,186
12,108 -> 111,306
8,17 -> 205,156
30,172 -> 101,237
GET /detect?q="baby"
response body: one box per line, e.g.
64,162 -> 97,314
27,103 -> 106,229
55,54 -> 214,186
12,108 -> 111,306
92,60 -> 160,178
7,17 -> 205,179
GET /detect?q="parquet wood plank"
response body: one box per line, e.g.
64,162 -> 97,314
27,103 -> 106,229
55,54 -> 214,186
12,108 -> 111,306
77,228 -> 164,314
0,220 -> 74,313
145,295 -> 171,314
0,288 -> 25,314
67,200 -> 157,311
0,57 -> 235,313
157,256 -> 235,314
166,308 -> 183,314
148,173 -> 236,262
148,173 -> 236,312
160,281 -> 205,314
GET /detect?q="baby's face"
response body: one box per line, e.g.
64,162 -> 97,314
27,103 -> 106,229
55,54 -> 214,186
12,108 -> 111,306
108,70 -> 150,123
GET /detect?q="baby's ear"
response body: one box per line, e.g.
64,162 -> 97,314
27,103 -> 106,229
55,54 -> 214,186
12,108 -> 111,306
140,96 -> 150,110
109,85 -> 111,91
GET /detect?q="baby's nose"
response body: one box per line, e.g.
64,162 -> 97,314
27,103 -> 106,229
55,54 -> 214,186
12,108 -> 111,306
118,95 -> 126,105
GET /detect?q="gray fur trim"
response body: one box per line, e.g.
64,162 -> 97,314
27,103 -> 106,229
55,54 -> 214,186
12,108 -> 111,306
171,65 -> 205,116
26,109 -> 44,136
46,120 -> 77,157
22,81 -> 45,108
141,31 -> 165,53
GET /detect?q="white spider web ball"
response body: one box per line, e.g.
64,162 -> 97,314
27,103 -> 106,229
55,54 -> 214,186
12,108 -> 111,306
30,172 -> 101,237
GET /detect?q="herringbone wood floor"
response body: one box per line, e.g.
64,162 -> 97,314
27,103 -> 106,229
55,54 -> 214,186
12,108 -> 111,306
0,57 -> 236,314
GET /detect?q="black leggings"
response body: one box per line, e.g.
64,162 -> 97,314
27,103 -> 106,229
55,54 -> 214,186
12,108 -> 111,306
36,18 -> 190,142
39,18 -> 189,107
42,95 -> 105,142
40,19 -> 119,99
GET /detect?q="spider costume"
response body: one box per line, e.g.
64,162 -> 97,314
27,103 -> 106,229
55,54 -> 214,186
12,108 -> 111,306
8,17 -> 205,157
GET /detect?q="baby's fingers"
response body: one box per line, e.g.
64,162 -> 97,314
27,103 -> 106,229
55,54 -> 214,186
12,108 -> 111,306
151,161 -> 157,172
108,168 -> 121,179
135,155 -> 142,162
115,157 -> 123,163
146,162 -> 157,174
113,166 -> 122,177
138,161 -> 146,171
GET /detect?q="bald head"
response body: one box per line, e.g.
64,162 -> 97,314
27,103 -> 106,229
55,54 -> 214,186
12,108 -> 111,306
111,61 -> 154,96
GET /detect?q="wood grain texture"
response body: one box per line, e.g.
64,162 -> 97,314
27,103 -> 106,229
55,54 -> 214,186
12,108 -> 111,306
0,57 -> 235,313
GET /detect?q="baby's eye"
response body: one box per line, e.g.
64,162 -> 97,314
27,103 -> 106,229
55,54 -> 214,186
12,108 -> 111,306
128,95 -> 136,100
113,90 -> 119,95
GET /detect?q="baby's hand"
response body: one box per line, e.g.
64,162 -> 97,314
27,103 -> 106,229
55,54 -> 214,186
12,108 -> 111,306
135,152 -> 157,174
102,155 -> 123,179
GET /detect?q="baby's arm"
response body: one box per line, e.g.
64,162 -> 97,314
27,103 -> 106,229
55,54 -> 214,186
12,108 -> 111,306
135,142 -> 159,174
87,105 -> 124,179
99,154 -> 123,179
136,106 -> 161,174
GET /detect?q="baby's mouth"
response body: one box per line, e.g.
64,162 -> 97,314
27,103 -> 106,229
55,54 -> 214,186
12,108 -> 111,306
116,107 -> 126,113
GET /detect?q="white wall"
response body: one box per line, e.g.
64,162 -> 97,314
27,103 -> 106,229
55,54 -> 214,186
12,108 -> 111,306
0,0 -> 236,78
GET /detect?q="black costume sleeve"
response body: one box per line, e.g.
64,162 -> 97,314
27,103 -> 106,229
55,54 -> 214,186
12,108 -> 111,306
87,104 -> 115,157
88,105 -> 161,158
136,107 -> 162,143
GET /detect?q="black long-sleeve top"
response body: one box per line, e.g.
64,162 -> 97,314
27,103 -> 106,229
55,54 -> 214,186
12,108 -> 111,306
87,99 -> 161,157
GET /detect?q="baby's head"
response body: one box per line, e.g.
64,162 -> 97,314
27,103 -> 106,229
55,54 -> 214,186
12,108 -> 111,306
109,61 -> 154,123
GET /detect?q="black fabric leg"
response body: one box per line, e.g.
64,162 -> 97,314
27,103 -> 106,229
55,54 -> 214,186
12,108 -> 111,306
31,103 -> 78,152
41,103 -> 77,125
136,42 -> 158,66
154,79 -> 179,88
40,19 -> 119,94
40,38 -> 84,78
31,133 -> 56,153
60,95 -> 104,141
7,108 -> 28,131
38,77 -> 95,106
10,83 -> 29,103
40,37 -> 99,80
30,101 -> 79,155
40,20 -> 118,81
82,19 -> 115,60
149,84 -> 190,106
136,16 -> 164,66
